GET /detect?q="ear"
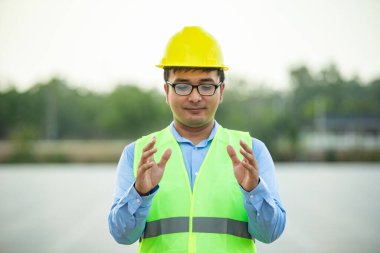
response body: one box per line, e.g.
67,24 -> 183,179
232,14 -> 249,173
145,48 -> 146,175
219,83 -> 225,103
164,83 -> 169,104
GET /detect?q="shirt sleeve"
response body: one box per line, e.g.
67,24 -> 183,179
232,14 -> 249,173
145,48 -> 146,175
240,138 -> 286,243
108,142 -> 157,245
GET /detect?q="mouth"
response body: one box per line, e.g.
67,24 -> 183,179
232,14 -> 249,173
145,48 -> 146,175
184,107 -> 205,110
184,107 -> 206,113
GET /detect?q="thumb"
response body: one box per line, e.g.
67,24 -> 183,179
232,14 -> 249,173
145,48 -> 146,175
227,145 -> 240,166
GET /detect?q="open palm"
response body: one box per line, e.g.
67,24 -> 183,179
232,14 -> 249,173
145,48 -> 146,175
135,137 -> 172,195
226,140 -> 259,192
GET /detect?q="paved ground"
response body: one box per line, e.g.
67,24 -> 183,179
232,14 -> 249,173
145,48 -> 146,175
0,163 -> 379,253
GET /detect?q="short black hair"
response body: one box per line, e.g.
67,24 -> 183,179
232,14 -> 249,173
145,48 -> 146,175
163,67 -> 225,83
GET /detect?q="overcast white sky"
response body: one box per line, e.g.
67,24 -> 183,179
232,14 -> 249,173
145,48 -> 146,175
0,0 -> 379,92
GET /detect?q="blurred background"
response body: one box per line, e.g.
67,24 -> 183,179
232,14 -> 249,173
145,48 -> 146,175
0,0 -> 379,252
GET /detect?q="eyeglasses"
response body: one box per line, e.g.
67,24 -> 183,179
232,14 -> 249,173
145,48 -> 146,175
166,81 -> 222,96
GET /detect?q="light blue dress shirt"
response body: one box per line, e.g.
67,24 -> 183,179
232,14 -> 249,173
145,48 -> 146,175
109,121 -> 286,245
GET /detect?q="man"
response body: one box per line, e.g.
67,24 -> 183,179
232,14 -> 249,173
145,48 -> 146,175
109,26 -> 286,253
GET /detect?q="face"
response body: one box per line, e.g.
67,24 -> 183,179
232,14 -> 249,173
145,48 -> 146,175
164,69 -> 225,128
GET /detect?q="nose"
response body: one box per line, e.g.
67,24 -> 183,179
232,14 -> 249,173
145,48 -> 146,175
188,86 -> 202,102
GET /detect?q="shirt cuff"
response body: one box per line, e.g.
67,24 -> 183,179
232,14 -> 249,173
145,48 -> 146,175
117,184 -> 158,214
240,177 -> 271,211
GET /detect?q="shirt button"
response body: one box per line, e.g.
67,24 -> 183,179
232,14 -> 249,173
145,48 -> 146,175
136,199 -> 141,203
249,195 -> 254,199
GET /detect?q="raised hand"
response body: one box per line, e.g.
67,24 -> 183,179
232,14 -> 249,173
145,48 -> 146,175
226,140 -> 259,192
135,137 -> 172,195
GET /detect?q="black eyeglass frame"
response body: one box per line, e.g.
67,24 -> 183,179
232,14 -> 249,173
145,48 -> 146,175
166,81 -> 222,96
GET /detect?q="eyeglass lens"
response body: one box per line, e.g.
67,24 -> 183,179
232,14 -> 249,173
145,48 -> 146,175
174,83 -> 217,96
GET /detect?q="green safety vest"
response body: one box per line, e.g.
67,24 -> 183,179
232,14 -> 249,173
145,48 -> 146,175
134,125 -> 256,253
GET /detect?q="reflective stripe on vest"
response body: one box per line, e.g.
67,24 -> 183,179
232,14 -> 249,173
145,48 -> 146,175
143,217 -> 189,238
144,217 -> 253,240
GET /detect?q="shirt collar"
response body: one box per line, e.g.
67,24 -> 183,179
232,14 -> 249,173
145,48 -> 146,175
169,120 -> 219,147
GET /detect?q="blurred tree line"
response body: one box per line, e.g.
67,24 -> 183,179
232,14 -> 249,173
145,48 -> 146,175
1,64 -> 379,161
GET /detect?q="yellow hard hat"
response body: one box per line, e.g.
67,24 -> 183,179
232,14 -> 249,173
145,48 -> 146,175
156,26 -> 228,70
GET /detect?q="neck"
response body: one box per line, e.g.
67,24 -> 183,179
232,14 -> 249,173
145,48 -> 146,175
173,120 -> 215,145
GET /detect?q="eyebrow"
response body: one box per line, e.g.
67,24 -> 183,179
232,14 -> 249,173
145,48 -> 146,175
173,78 -> 216,83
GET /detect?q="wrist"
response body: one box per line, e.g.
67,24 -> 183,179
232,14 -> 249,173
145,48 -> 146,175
134,183 -> 149,196
242,177 -> 260,192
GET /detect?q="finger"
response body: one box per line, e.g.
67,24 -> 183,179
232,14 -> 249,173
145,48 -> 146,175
139,137 -> 156,165
241,160 -> 257,175
227,145 -> 241,166
240,139 -> 253,154
240,140 -> 258,167
240,148 -> 256,166
139,147 -> 157,166
138,161 -> 154,173
157,148 -> 172,169
142,137 -> 156,152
